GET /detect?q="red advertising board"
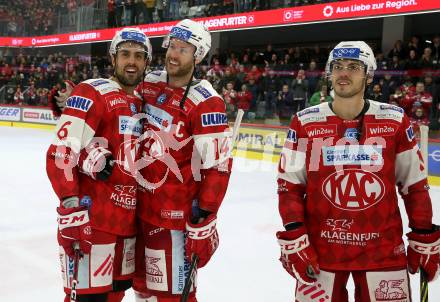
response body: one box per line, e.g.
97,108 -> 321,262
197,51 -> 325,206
1,0 -> 439,47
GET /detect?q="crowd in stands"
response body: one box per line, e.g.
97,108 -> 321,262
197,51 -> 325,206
0,35 -> 439,130
107,0 -> 348,28
0,0 -> 348,36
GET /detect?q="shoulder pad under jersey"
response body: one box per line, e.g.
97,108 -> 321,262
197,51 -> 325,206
296,103 -> 332,125
144,70 -> 167,84
83,78 -> 120,95
188,80 -> 220,105
368,100 -> 404,122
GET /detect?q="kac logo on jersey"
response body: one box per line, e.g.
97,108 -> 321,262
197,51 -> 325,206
406,126 -> 415,142
156,93 -> 167,105
194,85 -> 212,99
130,103 -> 137,114
201,112 -> 227,127
344,128 -> 359,140
286,129 -> 297,143
80,195 -> 92,208
66,96 -> 93,112
322,169 -> 385,211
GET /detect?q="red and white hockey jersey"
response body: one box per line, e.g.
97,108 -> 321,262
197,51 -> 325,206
277,100 -> 432,271
46,78 -> 143,236
136,70 -> 232,230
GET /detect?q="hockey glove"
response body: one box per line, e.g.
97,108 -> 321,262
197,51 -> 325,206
277,227 -> 320,285
407,225 -> 440,282
185,214 -> 219,268
57,203 -> 92,258
48,80 -> 75,116
79,147 -> 114,181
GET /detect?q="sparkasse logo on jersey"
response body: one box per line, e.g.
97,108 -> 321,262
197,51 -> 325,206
305,124 -> 337,138
323,145 -> 383,166
322,169 -> 385,211
366,123 -> 398,137
144,104 -> 173,132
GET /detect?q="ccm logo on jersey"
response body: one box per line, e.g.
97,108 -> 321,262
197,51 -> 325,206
366,123 -> 398,137
201,112 -> 227,127
58,210 -> 89,229
305,124 -> 337,138
323,145 -> 383,166
66,96 -> 93,112
322,169 -> 385,211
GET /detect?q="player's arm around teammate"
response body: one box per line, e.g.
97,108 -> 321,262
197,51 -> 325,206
46,28 -> 152,302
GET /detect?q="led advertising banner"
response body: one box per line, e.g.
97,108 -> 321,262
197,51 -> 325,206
1,0 -> 438,47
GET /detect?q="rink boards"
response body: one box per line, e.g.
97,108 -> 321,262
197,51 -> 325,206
1,105 -> 439,186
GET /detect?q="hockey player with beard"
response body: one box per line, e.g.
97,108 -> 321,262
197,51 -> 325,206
46,28 -> 152,302
276,41 -> 440,301
133,19 -> 233,302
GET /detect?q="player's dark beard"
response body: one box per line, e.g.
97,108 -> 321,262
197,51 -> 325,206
114,65 -> 143,87
166,58 -> 193,78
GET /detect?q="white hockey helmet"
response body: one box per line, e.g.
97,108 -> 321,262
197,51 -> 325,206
326,41 -> 377,77
162,19 -> 211,63
109,27 -> 152,62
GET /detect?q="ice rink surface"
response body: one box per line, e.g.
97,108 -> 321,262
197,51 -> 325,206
0,126 -> 439,302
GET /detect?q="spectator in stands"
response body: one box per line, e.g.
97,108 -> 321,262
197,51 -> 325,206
367,83 -> 385,103
400,81 -> 432,117
430,35 -> 440,63
155,0 -> 164,22
26,82 -> 38,105
309,84 -> 332,107
291,69 -> 308,112
379,73 -> 398,102
223,81 -> 237,117
408,35 -> 422,57
219,67 -> 237,91
405,49 -> 420,70
410,101 -> 430,136
388,40 -> 406,60
236,84 -> 253,117
306,60 -> 320,96
143,0 -> 155,23
420,47 -> 434,69
261,69 -> 281,118
115,0 -> 124,27
277,84 -> 295,119
6,86 -> 15,104
388,55 -> 404,71
246,76 -> 260,111
13,86 -> 24,105
169,0 -> 180,20
108,0 -> 116,27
